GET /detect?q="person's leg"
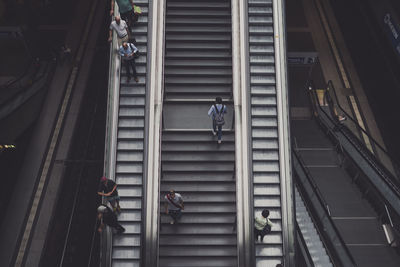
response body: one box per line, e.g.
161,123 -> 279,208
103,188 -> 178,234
129,59 -> 138,82
109,199 -> 117,211
260,234 -> 265,242
124,60 -> 131,81
170,210 -> 178,224
115,223 -> 125,233
254,228 -> 260,241
212,118 -> 217,135
121,35 -> 129,45
175,209 -> 182,222
115,196 -> 121,212
120,11 -> 130,25
108,216 -> 125,233
217,125 -> 222,142
117,37 -> 123,47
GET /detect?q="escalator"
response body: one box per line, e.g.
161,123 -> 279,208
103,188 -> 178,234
103,1 -> 150,266
291,82 -> 400,266
159,0 -> 237,266
247,0 -> 293,266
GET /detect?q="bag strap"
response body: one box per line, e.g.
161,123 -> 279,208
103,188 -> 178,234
166,194 -> 181,209
214,104 -> 223,115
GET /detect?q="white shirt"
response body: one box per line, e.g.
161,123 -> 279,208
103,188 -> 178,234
110,20 -> 128,38
165,193 -> 183,211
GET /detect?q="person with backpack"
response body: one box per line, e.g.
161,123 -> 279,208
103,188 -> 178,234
97,204 -> 125,234
254,209 -> 273,242
208,97 -> 227,144
119,41 -> 139,83
164,190 -> 184,225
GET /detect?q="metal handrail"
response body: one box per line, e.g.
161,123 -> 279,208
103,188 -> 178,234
293,150 -> 357,267
293,146 -> 331,217
327,80 -> 400,176
272,0 -> 295,264
295,222 -> 314,267
308,80 -> 400,249
309,81 -> 400,198
0,58 -> 35,90
100,3 -> 121,266
0,60 -> 52,118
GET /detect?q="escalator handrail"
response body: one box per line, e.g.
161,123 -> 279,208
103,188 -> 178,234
293,150 -> 358,267
295,221 -> 315,267
0,58 -> 35,90
100,3 -> 121,266
292,148 -> 329,214
326,79 -> 400,176
309,80 -> 400,198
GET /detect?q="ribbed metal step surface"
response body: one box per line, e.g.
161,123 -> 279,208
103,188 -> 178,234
247,0 -> 283,266
159,0 -> 236,266
111,1 -> 149,266
295,187 -> 333,267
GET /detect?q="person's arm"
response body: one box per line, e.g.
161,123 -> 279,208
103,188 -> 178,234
110,0 -> 115,16
105,184 -> 118,196
97,191 -> 107,196
179,199 -> 184,210
119,47 -> 125,58
124,21 -> 130,39
266,218 -> 273,227
207,106 -> 214,117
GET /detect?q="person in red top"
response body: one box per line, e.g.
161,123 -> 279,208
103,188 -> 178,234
97,177 -> 121,213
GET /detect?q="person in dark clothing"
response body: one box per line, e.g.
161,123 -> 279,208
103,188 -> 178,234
97,205 -> 125,234
119,41 -> 139,83
97,176 -> 121,213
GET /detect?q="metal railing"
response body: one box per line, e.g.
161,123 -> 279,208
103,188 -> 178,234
0,60 -> 54,121
326,80 -> 400,179
293,150 -> 357,267
295,222 -> 314,267
308,79 -> 400,253
100,3 -> 122,266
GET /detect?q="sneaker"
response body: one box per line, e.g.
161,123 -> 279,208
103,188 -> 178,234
134,77 -> 139,83
218,140 -> 222,144
170,220 -> 175,225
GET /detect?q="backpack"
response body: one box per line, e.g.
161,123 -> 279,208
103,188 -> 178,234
214,104 -> 225,126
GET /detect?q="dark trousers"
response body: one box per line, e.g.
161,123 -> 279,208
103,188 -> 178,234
255,226 -> 271,241
169,209 -> 182,222
120,10 -> 133,29
212,119 -> 223,141
104,213 -> 125,233
123,58 -> 137,79
255,228 -> 266,241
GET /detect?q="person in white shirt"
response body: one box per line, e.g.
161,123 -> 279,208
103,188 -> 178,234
254,209 -> 273,242
119,42 -> 139,82
108,16 -> 129,46
164,190 -> 184,225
